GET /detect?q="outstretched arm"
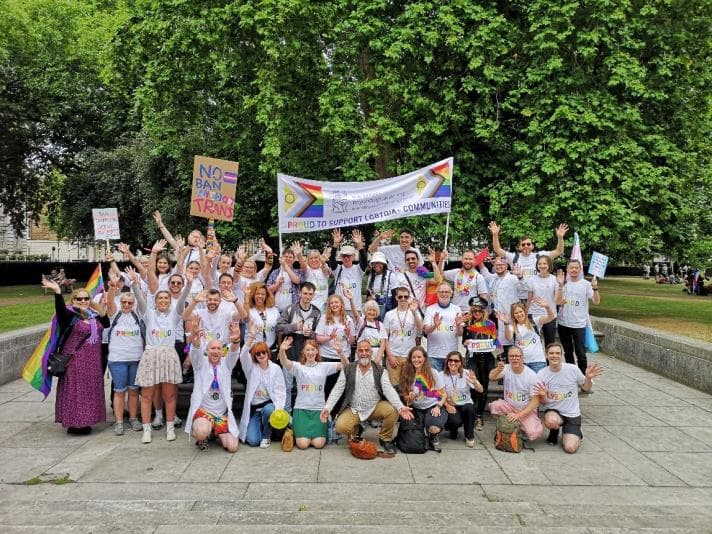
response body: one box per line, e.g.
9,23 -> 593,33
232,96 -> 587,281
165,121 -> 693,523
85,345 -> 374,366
153,210 -> 179,251
549,223 -> 569,260
488,221 -> 507,258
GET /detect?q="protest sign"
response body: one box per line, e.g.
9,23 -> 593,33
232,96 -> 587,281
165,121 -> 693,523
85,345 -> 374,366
190,156 -> 239,221
92,208 -> 120,240
588,251 -> 609,279
277,158 -> 453,233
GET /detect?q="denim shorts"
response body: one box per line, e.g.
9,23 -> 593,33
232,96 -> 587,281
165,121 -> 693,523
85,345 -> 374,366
108,361 -> 140,392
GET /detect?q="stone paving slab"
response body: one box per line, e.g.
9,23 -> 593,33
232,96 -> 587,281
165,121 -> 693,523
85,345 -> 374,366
1,351 -> 712,531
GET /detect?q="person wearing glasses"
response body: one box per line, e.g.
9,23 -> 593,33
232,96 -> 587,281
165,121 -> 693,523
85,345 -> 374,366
441,351 -> 482,447
383,286 -> 423,386
105,268 -> 145,436
238,322 -> 287,448
434,249 -> 489,312
422,283 -> 465,372
488,346 -> 543,442
41,278 -> 110,435
488,221 -> 568,301
133,241 -> 192,444
328,229 -> 368,315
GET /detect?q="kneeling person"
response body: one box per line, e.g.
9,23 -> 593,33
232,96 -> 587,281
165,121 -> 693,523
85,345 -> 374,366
536,342 -> 603,453
488,346 -> 543,442
185,320 -> 240,453
321,340 -> 413,455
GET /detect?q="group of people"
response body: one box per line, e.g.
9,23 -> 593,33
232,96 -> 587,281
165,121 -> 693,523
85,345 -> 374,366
40,212 -> 604,455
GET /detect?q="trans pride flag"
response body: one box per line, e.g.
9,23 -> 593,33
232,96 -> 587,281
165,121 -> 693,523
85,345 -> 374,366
21,265 -> 104,398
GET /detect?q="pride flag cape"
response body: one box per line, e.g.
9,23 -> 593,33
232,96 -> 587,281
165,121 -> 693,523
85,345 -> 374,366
21,264 -> 104,398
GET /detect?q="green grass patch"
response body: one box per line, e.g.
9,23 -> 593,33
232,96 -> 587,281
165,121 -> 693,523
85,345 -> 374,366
0,300 -> 55,333
0,285 -> 44,299
20,474 -> 74,485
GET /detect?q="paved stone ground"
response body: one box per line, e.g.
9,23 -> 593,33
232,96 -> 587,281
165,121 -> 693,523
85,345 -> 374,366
1,352 -> 712,532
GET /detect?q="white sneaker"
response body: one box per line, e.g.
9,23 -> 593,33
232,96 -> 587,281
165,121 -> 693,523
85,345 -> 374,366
259,438 -> 271,448
151,414 -> 164,430
166,422 -> 176,442
142,424 -> 152,444
465,438 -> 476,448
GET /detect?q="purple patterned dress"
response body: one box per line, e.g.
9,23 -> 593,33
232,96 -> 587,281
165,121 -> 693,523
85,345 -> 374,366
54,295 -> 108,428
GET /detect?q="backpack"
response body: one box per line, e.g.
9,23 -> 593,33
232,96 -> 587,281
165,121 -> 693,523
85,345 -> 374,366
396,411 -> 428,454
494,415 -> 523,453
107,311 -> 146,348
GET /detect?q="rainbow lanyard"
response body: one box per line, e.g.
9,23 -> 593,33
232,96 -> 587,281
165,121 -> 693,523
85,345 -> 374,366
455,269 -> 476,294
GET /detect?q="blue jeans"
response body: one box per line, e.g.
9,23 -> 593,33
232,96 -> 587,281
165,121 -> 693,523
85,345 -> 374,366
108,361 -> 139,392
526,361 -> 547,373
430,358 -> 446,372
246,402 -> 275,446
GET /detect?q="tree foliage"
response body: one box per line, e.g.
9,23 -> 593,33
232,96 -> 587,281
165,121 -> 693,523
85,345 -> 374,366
3,0 -> 710,265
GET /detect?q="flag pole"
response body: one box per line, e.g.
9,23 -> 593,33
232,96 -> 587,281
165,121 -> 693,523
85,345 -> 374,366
443,212 -> 451,253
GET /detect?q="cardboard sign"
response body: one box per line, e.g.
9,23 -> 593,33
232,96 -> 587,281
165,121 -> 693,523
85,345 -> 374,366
92,208 -> 120,240
190,156 -> 239,221
588,251 -> 609,279
465,338 -> 496,353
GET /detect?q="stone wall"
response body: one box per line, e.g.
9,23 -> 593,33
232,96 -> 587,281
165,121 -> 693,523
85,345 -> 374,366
591,316 -> 712,394
0,324 -> 48,386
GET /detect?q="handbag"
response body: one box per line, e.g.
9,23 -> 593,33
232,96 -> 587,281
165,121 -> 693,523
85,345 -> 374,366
348,436 -> 377,460
47,318 -> 91,378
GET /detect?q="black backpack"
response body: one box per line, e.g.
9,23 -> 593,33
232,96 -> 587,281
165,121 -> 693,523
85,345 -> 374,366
396,411 -> 428,454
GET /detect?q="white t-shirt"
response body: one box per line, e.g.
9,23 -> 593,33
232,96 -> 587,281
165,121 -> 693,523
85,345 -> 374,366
513,318 -> 546,365
273,269 -> 297,312
444,269 -> 488,311
315,315 -> 356,360
489,272 -> 521,345
333,264 -> 365,312
423,303 -> 461,359
379,244 -> 422,273
537,364 -> 585,417
251,367 -> 272,405
440,371 -> 474,406
383,308 -> 419,357
558,279 -> 594,328
200,365 -> 228,415
524,274 -> 558,318
303,267 -> 329,312
145,308 -> 181,347
401,271 -> 427,308
505,250 -> 552,299
195,307 -> 234,345
503,365 -> 539,411
237,273 -> 266,299
355,318 -> 388,361
291,361 -> 340,410
248,307 -> 280,348
409,371 -> 445,409
107,312 -> 144,362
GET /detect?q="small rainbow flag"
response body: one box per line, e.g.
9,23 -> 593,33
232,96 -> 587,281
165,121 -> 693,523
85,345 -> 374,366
467,321 -> 502,348
414,372 -> 442,399
21,264 -> 104,398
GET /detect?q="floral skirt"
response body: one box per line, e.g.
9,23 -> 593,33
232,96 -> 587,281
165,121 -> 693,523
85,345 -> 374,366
135,345 -> 182,387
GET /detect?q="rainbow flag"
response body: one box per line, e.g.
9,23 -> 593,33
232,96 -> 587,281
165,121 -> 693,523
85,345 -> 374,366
21,264 -> 104,398
467,321 -> 502,348
414,373 -> 442,399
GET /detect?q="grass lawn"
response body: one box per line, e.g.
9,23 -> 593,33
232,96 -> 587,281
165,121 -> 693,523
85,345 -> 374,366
593,276 -> 712,343
0,284 -> 81,333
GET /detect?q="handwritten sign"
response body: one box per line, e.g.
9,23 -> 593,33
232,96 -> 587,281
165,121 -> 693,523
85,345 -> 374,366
464,338 -> 496,353
588,251 -> 609,279
92,208 -> 120,240
190,155 -> 239,221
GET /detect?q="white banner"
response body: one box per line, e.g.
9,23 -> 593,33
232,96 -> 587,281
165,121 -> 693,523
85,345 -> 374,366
277,158 -> 453,233
92,208 -> 120,240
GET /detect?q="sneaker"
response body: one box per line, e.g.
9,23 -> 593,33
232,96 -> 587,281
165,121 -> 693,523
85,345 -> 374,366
166,423 -> 176,442
142,425 -> 152,444
546,428 -> 560,446
196,439 -> 209,451
428,433 -> 441,452
173,415 -> 183,429
113,422 -> 124,436
259,438 -> 271,448
129,418 -> 142,432
151,414 -> 164,430
379,438 -> 396,455
475,418 -> 484,431
465,438 -> 476,448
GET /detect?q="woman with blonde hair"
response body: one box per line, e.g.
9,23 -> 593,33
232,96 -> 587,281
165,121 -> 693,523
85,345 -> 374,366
41,278 -> 110,435
501,298 -> 555,373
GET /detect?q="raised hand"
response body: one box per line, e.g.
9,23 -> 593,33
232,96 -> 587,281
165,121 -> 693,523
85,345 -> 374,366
190,314 -> 202,338
555,223 -> 569,239
533,382 -> 548,399
152,239 -> 167,254
174,235 -> 185,251
342,285 -> 353,301
352,229 -> 364,248
532,296 -> 548,307
556,269 -> 565,286
117,242 -> 130,256
332,228 -> 343,247
152,210 -> 163,226
291,241 -> 303,257
228,320 -> 240,340
108,269 -> 121,285
260,239 -> 273,255
488,221 -> 500,236
222,289 -> 237,302
433,312 -> 442,329
193,289 -> 208,303
124,266 -> 140,285
280,337 -> 293,352
235,244 -> 247,262
591,276 -> 599,290
41,277 -> 61,294
585,362 -> 604,381
408,298 -> 419,312
377,229 -> 395,242
512,264 -> 523,278
495,310 -> 508,323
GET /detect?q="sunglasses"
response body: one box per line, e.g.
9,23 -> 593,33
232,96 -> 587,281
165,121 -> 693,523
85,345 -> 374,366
520,242 -> 533,247
120,301 -> 133,305
396,295 -> 409,300
169,281 -> 183,286
447,359 -> 461,363
73,296 -> 90,302
254,350 -> 269,356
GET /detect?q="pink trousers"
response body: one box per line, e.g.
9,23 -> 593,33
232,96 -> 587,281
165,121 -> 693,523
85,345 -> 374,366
489,399 -> 543,441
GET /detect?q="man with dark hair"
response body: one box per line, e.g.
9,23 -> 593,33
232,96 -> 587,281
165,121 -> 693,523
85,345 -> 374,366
368,228 -> 423,273
321,340 -> 413,455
